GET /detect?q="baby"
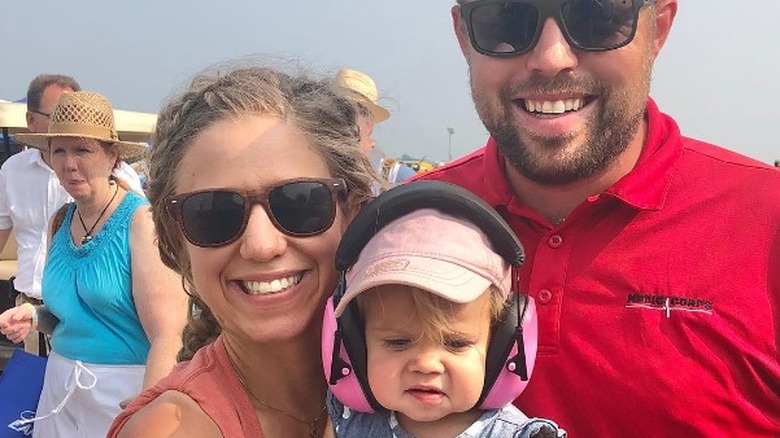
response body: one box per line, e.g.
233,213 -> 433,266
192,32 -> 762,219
323,182 -> 566,438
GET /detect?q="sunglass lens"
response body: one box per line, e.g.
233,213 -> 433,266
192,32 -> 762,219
269,182 -> 335,235
181,191 -> 245,246
562,0 -> 637,50
469,2 -> 539,55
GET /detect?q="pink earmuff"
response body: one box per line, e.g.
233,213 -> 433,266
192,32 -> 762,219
481,295 -> 537,409
322,295 -> 375,412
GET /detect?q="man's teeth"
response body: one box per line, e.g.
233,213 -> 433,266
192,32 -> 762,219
243,274 -> 303,295
524,98 -> 584,114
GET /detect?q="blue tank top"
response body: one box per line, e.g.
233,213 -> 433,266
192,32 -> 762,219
43,191 -> 150,365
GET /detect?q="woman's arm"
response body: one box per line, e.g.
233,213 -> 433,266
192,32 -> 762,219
129,206 -> 188,389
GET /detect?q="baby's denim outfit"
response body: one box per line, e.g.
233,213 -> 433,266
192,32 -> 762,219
327,392 -> 566,437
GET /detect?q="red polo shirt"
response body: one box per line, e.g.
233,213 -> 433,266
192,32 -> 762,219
417,99 -> 780,437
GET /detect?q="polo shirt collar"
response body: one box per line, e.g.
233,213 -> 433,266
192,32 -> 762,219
481,98 -> 683,212
28,148 -> 55,173
605,98 -> 683,211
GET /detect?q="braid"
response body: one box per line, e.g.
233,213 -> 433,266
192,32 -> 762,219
177,296 -> 221,362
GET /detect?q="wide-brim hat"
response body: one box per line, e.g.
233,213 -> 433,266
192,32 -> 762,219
333,209 -> 511,317
14,91 -> 147,162
335,68 -> 390,123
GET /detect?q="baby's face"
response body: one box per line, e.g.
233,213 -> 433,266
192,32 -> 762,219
362,286 -> 492,425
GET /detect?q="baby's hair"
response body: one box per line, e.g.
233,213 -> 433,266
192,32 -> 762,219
356,284 -> 506,344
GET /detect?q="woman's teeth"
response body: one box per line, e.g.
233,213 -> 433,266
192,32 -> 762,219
524,98 -> 584,114
243,274 -> 303,295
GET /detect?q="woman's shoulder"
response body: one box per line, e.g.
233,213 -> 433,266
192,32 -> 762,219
125,191 -> 151,215
112,390 -> 222,438
110,190 -> 150,232
110,343 -> 228,438
127,197 -> 154,237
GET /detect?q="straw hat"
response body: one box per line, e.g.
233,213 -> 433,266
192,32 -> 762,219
14,91 -> 147,162
335,68 -> 390,123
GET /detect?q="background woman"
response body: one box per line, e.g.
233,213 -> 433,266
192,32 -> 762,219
0,91 -> 188,437
108,66 -> 376,437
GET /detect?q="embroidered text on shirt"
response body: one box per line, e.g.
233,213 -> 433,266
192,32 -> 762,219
625,293 -> 714,318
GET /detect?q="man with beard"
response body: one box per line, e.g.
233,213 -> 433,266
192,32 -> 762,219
416,1 -> 780,436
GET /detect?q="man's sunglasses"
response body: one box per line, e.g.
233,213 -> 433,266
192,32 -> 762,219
166,178 -> 347,247
459,0 -> 657,57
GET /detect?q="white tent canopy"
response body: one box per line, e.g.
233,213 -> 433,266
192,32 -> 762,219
0,99 -> 157,143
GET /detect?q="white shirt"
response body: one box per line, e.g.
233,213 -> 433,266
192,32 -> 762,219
0,149 -> 144,298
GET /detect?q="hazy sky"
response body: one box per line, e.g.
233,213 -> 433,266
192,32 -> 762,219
2,1 -> 778,164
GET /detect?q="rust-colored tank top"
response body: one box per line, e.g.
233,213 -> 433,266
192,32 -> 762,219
107,335 -> 263,437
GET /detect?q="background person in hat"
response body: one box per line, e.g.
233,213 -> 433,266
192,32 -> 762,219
335,68 -> 416,186
0,91 -> 187,437
0,74 -> 144,357
416,0 -> 780,436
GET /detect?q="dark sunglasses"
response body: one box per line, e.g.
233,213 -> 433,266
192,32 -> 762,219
460,0 -> 656,57
166,178 -> 347,247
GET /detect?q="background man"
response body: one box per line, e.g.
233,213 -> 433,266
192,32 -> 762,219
335,68 -> 417,185
418,1 -> 780,436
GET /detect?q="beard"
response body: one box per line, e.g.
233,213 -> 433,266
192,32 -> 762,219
471,67 -> 651,186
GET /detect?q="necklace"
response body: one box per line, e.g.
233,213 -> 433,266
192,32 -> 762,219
227,351 -> 327,437
76,181 -> 118,245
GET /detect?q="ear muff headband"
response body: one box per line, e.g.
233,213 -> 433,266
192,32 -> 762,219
335,180 -> 525,271
324,180 -> 531,412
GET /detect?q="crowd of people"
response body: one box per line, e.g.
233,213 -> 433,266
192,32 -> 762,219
0,0 -> 778,437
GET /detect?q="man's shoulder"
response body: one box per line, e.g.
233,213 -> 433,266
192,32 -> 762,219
678,137 -> 780,185
415,146 -> 489,191
681,136 -> 773,167
1,149 -> 39,171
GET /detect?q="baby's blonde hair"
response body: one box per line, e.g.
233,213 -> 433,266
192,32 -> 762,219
357,285 -> 507,344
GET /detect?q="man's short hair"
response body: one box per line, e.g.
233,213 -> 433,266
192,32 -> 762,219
26,74 -> 81,113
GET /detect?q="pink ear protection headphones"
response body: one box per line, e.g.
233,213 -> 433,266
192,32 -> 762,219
322,180 -> 538,413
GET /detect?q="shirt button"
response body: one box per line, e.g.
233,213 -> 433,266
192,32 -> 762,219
538,289 -> 553,304
548,234 -> 563,248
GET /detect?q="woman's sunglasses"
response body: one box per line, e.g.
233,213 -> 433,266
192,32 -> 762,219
166,178 -> 347,247
460,0 -> 657,57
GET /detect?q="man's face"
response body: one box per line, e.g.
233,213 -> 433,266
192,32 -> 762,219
453,1 -> 676,185
357,113 -> 377,153
27,85 -> 73,134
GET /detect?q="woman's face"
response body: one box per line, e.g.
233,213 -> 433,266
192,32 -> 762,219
49,137 -> 116,201
174,115 -> 350,345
